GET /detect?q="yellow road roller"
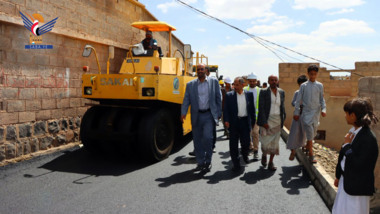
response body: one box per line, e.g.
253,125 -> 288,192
80,21 -> 196,161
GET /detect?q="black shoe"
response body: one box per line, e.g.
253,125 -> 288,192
268,162 -> 277,171
253,151 -> 259,160
243,155 -> 249,164
194,164 -> 203,171
261,155 -> 267,167
189,151 -> 196,156
202,163 -> 212,172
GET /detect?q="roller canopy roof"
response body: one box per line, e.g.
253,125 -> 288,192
131,21 -> 176,32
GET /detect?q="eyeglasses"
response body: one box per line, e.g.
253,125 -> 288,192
197,68 -> 204,71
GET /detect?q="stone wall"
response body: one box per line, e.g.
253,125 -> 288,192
279,62 -> 380,150
279,63 -> 380,199
358,77 -> 380,194
0,0 -> 185,162
0,117 -> 80,161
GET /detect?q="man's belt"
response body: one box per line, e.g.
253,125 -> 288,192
199,108 -> 210,113
238,116 -> 248,119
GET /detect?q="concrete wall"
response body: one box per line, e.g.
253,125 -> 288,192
0,0 -> 185,162
279,62 -> 380,150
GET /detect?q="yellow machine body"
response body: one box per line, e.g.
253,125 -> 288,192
82,71 -> 194,135
82,21 -> 194,136
80,21 -> 202,161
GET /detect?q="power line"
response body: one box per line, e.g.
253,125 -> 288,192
253,37 -> 285,62
175,0 -> 364,77
255,37 -> 305,63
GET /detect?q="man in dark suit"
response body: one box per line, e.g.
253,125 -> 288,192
181,63 -> 222,173
257,75 -> 285,171
223,77 -> 256,171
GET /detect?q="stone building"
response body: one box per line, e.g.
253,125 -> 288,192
0,0 -> 186,162
279,62 -> 380,204
279,62 -> 380,150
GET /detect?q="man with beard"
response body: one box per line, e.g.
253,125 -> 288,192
181,63 -> 222,173
257,75 -> 286,171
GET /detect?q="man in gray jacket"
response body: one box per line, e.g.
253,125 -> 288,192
181,63 -> 222,173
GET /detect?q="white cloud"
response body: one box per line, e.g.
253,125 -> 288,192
157,1 -> 176,13
205,28 -> 380,82
312,19 -> 375,39
292,0 -> 364,10
205,0 -> 275,20
196,28 -> 206,32
327,8 -> 355,15
247,16 -> 304,35
157,0 -> 197,13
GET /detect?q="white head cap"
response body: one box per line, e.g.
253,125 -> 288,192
224,77 -> 233,84
247,73 -> 258,80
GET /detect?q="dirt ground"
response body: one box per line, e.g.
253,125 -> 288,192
312,142 -> 339,179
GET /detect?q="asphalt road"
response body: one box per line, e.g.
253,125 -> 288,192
0,128 -> 330,214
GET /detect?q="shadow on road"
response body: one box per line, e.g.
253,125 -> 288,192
217,151 -> 230,159
155,169 -> 205,187
171,155 -> 197,166
240,166 -> 276,184
279,165 -> 311,195
203,161 -> 243,184
36,148 -> 149,177
23,133 -> 194,182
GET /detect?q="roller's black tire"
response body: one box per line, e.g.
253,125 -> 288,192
138,109 -> 175,161
80,106 -> 103,153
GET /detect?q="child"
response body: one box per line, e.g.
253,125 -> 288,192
332,98 -> 378,214
286,75 -> 308,160
293,64 -> 326,163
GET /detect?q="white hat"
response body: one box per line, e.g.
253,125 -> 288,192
247,73 -> 257,80
224,77 -> 233,84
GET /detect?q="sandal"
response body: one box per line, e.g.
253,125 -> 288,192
302,147 -> 309,155
309,155 -> 317,164
261,155 -> 267,167
268,162 -> 277,171
289,151 -> 296,161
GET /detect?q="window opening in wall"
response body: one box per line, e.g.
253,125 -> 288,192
314,130 -> 326,140
330,71 -> 351,80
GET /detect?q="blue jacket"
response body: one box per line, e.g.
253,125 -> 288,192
223,90 -> 256,130
181,77 -> 222,125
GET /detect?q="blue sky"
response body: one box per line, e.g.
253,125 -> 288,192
138,0 -> 380,83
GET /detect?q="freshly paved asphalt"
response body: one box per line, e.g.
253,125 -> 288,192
0,128 -> 330,214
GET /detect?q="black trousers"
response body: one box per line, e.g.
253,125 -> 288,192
212,123 -> 216,149
229,117 -> 251,167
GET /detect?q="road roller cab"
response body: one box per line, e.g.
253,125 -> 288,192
80,21 -> 196,161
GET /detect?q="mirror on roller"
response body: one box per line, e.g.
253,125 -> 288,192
184,44 -> 192,59
82,45 -> 93,57
109,46 -> 114,59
